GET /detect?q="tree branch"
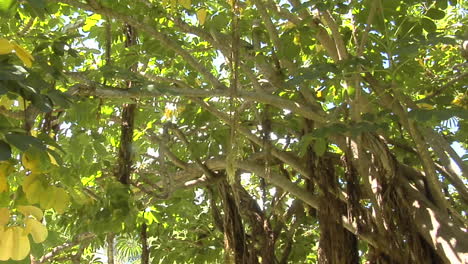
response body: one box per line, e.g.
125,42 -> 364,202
67,79 -> 326,122
320,10 -> 348,60
39,233 -> 96,263
0,106 -> 23,119
56,0 -> 225,90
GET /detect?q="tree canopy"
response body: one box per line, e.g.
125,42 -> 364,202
0,0 -> 467,263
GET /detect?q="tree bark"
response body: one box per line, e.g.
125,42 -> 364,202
107,233 -> 115,264
316,156 -> 359,264
141,223 -> 149,264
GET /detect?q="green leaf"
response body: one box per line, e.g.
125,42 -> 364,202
46,148 -> 63,165
5,133 -> 44,151
278,33 -> 300,59
409,109 -> 433,122
26,0 -> 47,17
421,18 -> 437,32
0,140 -> 11,161
298,133 -> 315,156
313,138 -> 327,157
0,0 -> 16,15
47,90 -> 72,108
0,65 -> 27,80
29,239 -> 44,258
426,9 -> 445,20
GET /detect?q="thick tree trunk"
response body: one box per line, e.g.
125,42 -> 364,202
235,185 -> 276,264
218,182 -> 252,264
316,157 -> 359,264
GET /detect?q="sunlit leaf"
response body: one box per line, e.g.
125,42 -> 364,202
51,187 -> 70,214
11,226 -> 30,260
17,205 -> 43,220
197,9 -> 207,25
0,207 -> 9,225
24,218 -> 48,243
178,0 -> 191,9
0,38 -> 14,54
12,43 -> 34,68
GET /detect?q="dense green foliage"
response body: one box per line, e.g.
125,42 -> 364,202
0,0 -> 467,263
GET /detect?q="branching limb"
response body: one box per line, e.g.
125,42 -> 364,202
147,131 -> 188,169
287,0 -> 339,61
252,0 -> 294,71
193,98 -> 311,178
39,233 -> 96,263
320,10 -> 348,60
66,78 -> 326,122
56,0 -> 226,90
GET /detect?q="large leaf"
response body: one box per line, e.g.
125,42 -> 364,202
426,8 -> 445,20
0,65 -> 27,80
5,133 -> 44,152
0,141 -> 11,161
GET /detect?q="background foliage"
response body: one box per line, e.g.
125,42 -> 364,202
0,0 -> 467,263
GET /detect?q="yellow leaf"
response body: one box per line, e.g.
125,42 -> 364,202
197,9 -> 207,25
417,58 -> 425,67
47,151 -> 58,166
52,187 -> 70,214
0,227 -> 13,261
24,218 -> 48,243
164,108 -> 173,119
10,226 -> 30,261
417,103 -> 434,110
39,186 -> 55,210
0,38 -> 14,55
22,173 -> 40,193
0,96 -> 14,108
83,13 -> 102,31
452,93 -> 467,109
12,43 -> 34,68
316,44 -> 324,52
283,21 -> 296,30
317,90 -> 322,98
17,205 -> 43,220
0,161 -> 14,178
293,34 -> 300,45
22,147 -> 50,173
178,0 -> 191,9
0,175 -> 7,193
25,180 -> 45,205
0,208 -> 9,226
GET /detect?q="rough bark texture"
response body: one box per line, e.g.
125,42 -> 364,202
106,234 -> 115,264
316,156 -> 359,264
141,223 -> 149,264
117,23 -> 137,185
218,182 -> 250,264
